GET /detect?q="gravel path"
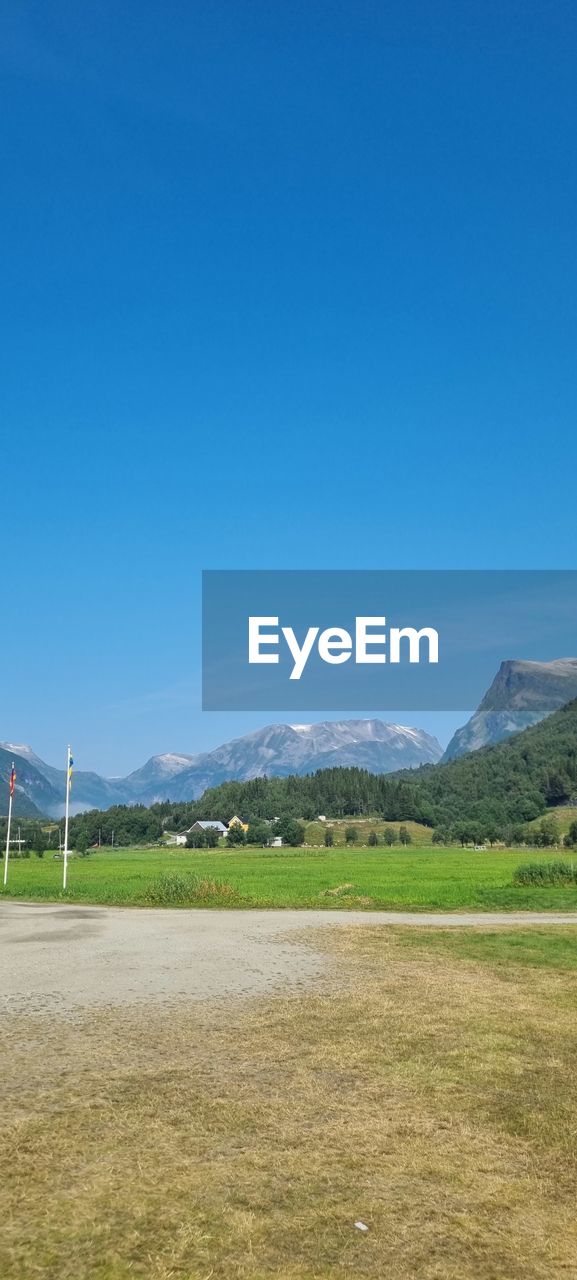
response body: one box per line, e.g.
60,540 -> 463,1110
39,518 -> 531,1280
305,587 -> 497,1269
2,901 -> 577,1015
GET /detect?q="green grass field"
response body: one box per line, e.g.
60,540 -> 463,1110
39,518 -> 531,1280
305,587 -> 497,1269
4,843 -> 577,910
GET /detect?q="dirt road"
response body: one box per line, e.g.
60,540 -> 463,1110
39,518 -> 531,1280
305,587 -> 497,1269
2,901 -> 577,1015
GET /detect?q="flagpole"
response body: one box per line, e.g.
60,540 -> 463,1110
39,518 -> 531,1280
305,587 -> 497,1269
3,764 -> 15,888
63,745 -> 71,891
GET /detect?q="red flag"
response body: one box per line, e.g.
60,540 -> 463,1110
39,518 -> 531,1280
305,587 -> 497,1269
9,764 -> 16,797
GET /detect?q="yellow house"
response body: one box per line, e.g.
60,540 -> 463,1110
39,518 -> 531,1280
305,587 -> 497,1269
228,815 -> 249,833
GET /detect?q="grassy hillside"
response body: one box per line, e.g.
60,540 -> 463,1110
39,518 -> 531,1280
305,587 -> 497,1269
526,805 -> 577,838
303,818 -> 433,846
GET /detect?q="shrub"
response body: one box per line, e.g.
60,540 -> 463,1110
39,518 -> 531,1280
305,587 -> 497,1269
513,861 -> 577,886
143,873 -> 200,903
195,878 -> 243,902
142,872 -> 242,905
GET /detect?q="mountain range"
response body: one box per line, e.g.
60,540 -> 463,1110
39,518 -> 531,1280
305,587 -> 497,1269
0,719 -> 442,818
4,656 -> 577,818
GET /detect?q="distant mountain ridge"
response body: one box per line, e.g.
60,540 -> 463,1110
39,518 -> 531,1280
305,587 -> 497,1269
152,720 -> 443,803
443,658 -> 577,760
0,746 -> 53,817
0,719 -> 442,817
6,657 -> 577,818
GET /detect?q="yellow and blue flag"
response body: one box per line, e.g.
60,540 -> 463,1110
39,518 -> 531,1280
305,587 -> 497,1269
68,753 -> 74,789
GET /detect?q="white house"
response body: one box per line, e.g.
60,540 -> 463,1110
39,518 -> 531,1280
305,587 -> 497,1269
166,821 -> 228,846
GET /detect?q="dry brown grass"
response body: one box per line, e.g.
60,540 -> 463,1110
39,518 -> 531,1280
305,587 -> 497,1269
2,928 -> 577,1279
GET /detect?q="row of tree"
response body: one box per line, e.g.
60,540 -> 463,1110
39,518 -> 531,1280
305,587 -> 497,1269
431,816 -> 577,849
3,812 -> 576,855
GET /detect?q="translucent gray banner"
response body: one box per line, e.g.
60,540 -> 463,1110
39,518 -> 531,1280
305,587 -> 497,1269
202,570 -> 577,711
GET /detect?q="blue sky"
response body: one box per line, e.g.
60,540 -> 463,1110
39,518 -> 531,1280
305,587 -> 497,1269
2,0 -> 577,773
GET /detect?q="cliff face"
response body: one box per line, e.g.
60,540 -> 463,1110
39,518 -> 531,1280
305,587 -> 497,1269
443,658 -> 577,760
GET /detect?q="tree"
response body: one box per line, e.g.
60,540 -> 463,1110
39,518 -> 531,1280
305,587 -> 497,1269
501,823 -> 524,847
535,815 -> 560,848
324,827 -> 334,847
564,819 -> 577,848
399,825 -> 412,846
246,820 -> 270,846
226,823 -> 246,846
545,771 -> 572,805
383,826 -> 397,846
345,826 -> 358,845
28,825 -> 45,856
367,830 -> 379,846
203,827 -> 220,848
281,819 -> 305,847
186,830 -> 206,848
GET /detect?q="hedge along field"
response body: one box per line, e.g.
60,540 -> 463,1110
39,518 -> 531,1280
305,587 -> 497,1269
4,845 -> 577,910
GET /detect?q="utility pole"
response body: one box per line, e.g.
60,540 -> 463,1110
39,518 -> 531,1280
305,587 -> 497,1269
63,745 -> 72,891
